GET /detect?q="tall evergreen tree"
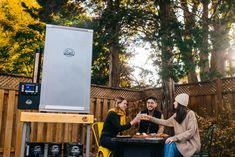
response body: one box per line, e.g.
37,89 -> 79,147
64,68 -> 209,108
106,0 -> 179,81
88,0 -> 151,87
210,0 -> 235,78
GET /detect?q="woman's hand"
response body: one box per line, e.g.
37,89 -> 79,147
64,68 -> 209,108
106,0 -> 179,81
165,137 -> 176,144
130,113 -> 141,125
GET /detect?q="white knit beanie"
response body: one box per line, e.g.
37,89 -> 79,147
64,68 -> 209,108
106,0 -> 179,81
175,93 -> 189,106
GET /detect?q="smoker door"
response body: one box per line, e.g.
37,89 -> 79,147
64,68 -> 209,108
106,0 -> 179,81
39,24 -> 93,113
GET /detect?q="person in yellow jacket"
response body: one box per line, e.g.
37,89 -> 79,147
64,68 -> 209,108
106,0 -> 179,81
100,97 -> 140,156
141,93 -> 201,157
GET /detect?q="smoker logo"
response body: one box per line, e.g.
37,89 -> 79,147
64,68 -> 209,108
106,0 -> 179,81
25,99 -> 33,105
63,48 -> 75,57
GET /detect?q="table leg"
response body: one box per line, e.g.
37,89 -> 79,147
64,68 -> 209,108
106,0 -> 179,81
20,122 -> 30,157
26,123 -> 30,142
79,124 -> 83,143
20,122 -> 27,157
86,124 -> 91,157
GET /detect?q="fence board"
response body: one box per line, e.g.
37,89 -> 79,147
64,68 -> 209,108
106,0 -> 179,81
46,123 -> 54,142
205,95 -> 213,115
0,90 -> 4,136
3,90 -> 15,157
36,123 -> 44,142
110,100 -> 115,108
15,110 -> 23,157
11,96 -> 17,151
71,124 -> 78,142
55,123 -> 63,142
96,99 -> 102,122
64,123 -> 69,142
103,99 -> 109,120
90,98 -> 95,119
82,125 -> 86,144
30,121 -> 37,141
68,124 -> 73,141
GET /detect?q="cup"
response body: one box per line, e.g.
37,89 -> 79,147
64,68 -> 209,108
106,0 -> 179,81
140,113 -> 148,120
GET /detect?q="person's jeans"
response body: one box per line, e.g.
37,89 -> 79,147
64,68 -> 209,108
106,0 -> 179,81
164,142 -> 182,157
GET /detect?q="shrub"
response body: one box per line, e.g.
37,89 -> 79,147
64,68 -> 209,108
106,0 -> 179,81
197,113 -> 235,157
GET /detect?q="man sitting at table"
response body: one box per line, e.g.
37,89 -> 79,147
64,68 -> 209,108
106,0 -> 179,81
138,96 -> 164,134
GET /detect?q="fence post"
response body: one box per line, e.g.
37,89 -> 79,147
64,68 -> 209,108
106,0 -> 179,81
215,78 -> 222,115
32,47 -> 43,83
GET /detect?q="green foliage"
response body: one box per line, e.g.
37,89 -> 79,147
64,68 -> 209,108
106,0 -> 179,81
91,38 -> 110,85
200,70 -> 222,81
0,0 -> 44,75
89,20 -> 110,85
23,0 -> 86,25
0,23 -> 45,75
0,0 -> 90,76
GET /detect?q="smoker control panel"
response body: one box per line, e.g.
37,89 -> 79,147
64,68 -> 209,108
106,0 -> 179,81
20,83 -> 39,95
18,82 -> 41,109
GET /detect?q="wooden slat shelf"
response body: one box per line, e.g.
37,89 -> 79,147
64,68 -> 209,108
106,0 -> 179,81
20,112 -> 94,124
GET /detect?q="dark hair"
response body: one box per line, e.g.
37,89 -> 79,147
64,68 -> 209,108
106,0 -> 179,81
115,97 -> 125,108
174,103 -> 188,124
145,96 -> 157,103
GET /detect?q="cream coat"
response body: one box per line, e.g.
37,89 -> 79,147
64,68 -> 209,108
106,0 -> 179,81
150,110 -> 201,157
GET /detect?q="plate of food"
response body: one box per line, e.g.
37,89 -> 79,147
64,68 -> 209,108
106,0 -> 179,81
133,132 -> 169,138
132,132 -> 149,138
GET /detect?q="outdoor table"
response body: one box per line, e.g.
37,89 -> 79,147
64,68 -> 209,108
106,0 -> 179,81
112,137 -> 165,157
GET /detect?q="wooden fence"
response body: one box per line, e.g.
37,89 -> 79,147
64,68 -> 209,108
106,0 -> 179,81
0,77 -> 235,156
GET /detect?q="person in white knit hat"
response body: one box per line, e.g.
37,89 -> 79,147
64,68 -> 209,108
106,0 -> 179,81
141,93 -> 201,157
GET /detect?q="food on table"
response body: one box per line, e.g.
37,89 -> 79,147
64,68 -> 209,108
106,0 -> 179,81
133,133 -> 169,138
142,132 -> 148,137
150,133 -> 156,136
156,133 -> 169,138
136,132 -> 141,136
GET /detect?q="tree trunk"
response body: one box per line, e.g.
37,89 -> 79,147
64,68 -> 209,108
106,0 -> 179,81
109,45 -> 120,87
228,46 -> 235,76
181,0 -> 199,83
188,72 -> 198,83
158,0 -> 174,117
107,0 -> 121,87
211,49 -> 226,77
199,0 -> 210,81
210,23 -> 227,77
161,79 -> 175,117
